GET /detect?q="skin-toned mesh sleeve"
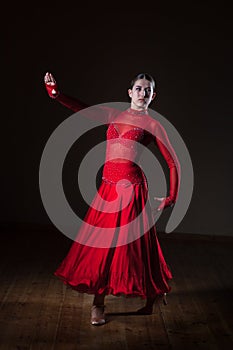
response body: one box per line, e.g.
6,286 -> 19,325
55,93 -> 119,125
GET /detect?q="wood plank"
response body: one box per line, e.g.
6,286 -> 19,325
0,230 -> 232,349
52,287 -> 83,350
29,276 -> 67,350
158,239 -> 218,349
0,261 -> 50,350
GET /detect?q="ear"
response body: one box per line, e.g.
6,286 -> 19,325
151,92 -> 156,100
128,88 -> 132,98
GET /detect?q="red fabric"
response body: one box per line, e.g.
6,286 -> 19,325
55,162 -> 172,298
45,82 -> 60,99
56,93 -> 89,111
53,94 -> 180,298
153,121 -> 180,204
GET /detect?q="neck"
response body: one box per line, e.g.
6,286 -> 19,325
130,101 -> 149,112
127,107 -> 148,115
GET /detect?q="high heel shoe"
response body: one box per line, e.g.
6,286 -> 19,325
163,293 -> 168,305
91,305 -> 106,325
136,306 -> 153,315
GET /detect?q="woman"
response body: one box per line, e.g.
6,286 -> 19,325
44,72 -> 180,325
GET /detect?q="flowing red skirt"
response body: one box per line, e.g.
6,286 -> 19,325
54,162 -> 172,299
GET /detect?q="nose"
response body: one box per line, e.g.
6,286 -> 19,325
144,89 -> 151,98
139,89 -> 146,97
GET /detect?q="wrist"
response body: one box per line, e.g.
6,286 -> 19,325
51,90 -> 60,99
45,83 -> 60,99
166,196 -> 175,207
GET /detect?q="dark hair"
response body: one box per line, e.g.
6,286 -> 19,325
130,73 -> 157,91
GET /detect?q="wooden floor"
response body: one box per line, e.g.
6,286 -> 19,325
0,226 -> 232,350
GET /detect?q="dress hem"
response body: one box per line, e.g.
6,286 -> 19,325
54,272 -> 172,300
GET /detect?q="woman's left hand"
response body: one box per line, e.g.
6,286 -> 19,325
153,196 -> 174,213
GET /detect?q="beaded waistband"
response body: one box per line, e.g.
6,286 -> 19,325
102,176 -> 147,185
102,161 -> 147,185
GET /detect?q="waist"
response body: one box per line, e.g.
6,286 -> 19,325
102,161 -> 146,184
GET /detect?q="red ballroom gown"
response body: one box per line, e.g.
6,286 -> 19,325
53,93 -> 180,299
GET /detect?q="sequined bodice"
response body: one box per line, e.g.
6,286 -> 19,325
105,123 -> 145,163
102,122 -> 148,184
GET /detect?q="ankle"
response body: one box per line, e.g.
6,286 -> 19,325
146,297 -> 156,308
93,294 -> 105,306
92,303 -> 105,307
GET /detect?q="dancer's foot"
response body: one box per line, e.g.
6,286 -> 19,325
136,305 -> 153,315
91,305 -> 106,325
136,296 -> 156,315
163,293 -> 168,305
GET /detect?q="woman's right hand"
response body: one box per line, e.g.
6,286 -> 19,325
44,72 -> 60,99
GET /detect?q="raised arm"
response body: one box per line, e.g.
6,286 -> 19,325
44,72 -> 88,112
44,72 -> 119,123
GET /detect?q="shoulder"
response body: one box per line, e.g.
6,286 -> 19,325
144,115 -> 164,136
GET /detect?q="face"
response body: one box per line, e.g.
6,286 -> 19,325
128,79 -> 156,111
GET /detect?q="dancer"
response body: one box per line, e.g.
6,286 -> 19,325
44,72 -> 180,325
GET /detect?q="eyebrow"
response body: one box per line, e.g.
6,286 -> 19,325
135,85 -> 151,89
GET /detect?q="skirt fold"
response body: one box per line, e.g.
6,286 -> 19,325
54,169 -> 172,299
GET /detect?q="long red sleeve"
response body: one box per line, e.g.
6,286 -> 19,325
45,79 -> 89,112
56,93 -> 89,112
44,79 -> 120,123
153,121 -> 180,204
54,93 -> 119,124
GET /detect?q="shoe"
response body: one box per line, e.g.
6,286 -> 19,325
163,293 -> 168,305
91,305 -> 106,326
136,306 -> 153,315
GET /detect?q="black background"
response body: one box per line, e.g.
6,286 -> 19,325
3,2 -> 233,236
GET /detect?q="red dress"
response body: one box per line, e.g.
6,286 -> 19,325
54,94 -> 180,299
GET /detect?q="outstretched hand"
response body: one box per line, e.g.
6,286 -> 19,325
44,72 -> 60,98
